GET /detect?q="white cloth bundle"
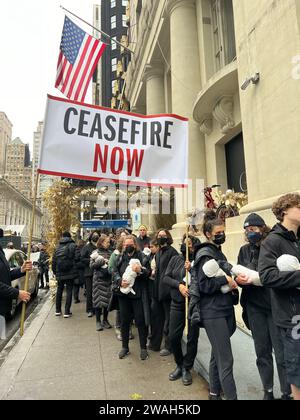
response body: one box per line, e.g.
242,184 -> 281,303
230,265 -> 262,287
276,254 -> 300,290
121,259 -> 142,295
143,247 -> 151,257
90,250 -> 108,269
202,259 -> 231,294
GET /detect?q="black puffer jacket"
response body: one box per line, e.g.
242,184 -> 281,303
163,255 -> 186,306
81,242 -> 97,278
52,238 -> 77,281
238,243 -> 272,312
192,243 -> 235,320
153,246 -> 178,302
258,224 -> 300,329
90,248 -> 111,309
0,247 -> 22,316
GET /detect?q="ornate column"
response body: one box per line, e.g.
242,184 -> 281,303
168,0 -> 206,234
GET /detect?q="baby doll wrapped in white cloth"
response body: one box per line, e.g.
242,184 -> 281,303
90,250 -> 108,269
120,259 -> 142,295
203,259 -> 262,294
276,254 -> 300,290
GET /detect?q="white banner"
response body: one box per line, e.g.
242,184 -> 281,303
39,95 -> 188,188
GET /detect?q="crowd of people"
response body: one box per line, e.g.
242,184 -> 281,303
1,193 -> 300,400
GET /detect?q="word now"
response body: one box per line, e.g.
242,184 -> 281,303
93,144 -> 144,177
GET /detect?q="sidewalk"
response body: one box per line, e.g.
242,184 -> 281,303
0,296 -> 208,401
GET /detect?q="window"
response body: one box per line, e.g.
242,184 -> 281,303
111,0 -> 116,8
112,58 -> 117,72
211,0 -> 236,72
122,14 -> 128,28
111,15 -> 116,29
111,36 -> 117,50
122,0 -> 128,6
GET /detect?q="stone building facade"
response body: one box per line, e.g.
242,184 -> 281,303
0,112 -> 12,175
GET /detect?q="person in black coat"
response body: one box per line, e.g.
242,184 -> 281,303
0,245 -> 32,318
52,232 -> 77,318
113,235 -> 151,361
164,235 -> 200,386
90,235 -> 112,331
259,193 -> 300,401
192,210 -> 238,400
236,213 -> 291,400
81,231 -> 99,317
73,239 -> 86,304
136,225 -> 151,251
149,229 -> 178,356
38,243 -> 50,289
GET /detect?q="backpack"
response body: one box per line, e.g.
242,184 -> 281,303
55,244 -> 73,273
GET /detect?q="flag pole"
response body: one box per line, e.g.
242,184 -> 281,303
185,224 -> 189,336
20,172 -> 40,337
60,5 -> 135,55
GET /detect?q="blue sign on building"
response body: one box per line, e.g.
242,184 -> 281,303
80,220 -> 130,229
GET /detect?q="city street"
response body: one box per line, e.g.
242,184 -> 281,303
0,294 -> 209,401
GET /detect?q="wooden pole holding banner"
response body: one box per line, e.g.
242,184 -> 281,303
185,224 -> 189,336
20,173 -> 40,337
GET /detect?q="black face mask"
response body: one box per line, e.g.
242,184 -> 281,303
92,236 -> 99,243
126,246 -> 135,254
247,232 -> 263,245
158,237 -> 168,246
213,233 -> 226,246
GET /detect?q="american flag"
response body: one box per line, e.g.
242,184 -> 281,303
55,16 -> 106,102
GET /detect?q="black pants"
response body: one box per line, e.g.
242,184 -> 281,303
40,270 -> 49,287
118,296 -> 148,350
203,313 -> 237,400
149,298 -> 171,351
56,279 -> 74,315
85,276 -> 93,313
95,307 -> 109,323
247,305 -> 290,394
169,303 -> 199,369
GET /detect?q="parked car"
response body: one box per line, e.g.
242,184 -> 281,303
4,249 -> 39,318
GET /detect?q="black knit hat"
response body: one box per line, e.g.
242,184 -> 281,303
244,213 -> 266,229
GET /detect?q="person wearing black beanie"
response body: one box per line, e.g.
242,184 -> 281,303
236,213 -> 291,400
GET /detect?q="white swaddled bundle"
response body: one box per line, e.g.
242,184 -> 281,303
121,259 -> 142,295
90,250 -> 108,269
203,259 -> 262,294
0,315 -> 6,340
276,254 -> 300,290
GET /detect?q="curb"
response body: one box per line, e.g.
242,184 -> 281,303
0,296 -> 54,400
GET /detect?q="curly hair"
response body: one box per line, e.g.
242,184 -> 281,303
202,210 -> 224,238
272,193 -> 300,222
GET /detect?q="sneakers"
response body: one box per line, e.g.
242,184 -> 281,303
208,394 -> 222,401
64,313 -> 72,318
55,312 -> 62,317
87,312 -> 94,318
160,348 -> 171,357
119,348 -> 130,359
74,300 -> 81,304
281,393 -> 293,400
96,322 -> 103,332
140,349 -> 149,361
102,320 -> 112,330
129,330 -> 135,340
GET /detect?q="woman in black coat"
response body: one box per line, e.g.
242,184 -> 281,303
113,235 -> 151,361
164,235 -> 200,386
90,235 -> 112,332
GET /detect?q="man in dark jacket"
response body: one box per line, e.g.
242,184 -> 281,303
136,225 -> 151,251
81,231 -> 99,317
38,243 -> 50,289
52,232 -> 77,318
149,229 -> 178,356
0,245 -> 31,322
259,193 -> 300,401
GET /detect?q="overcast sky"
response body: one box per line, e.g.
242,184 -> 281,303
0,0 -> 98,149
